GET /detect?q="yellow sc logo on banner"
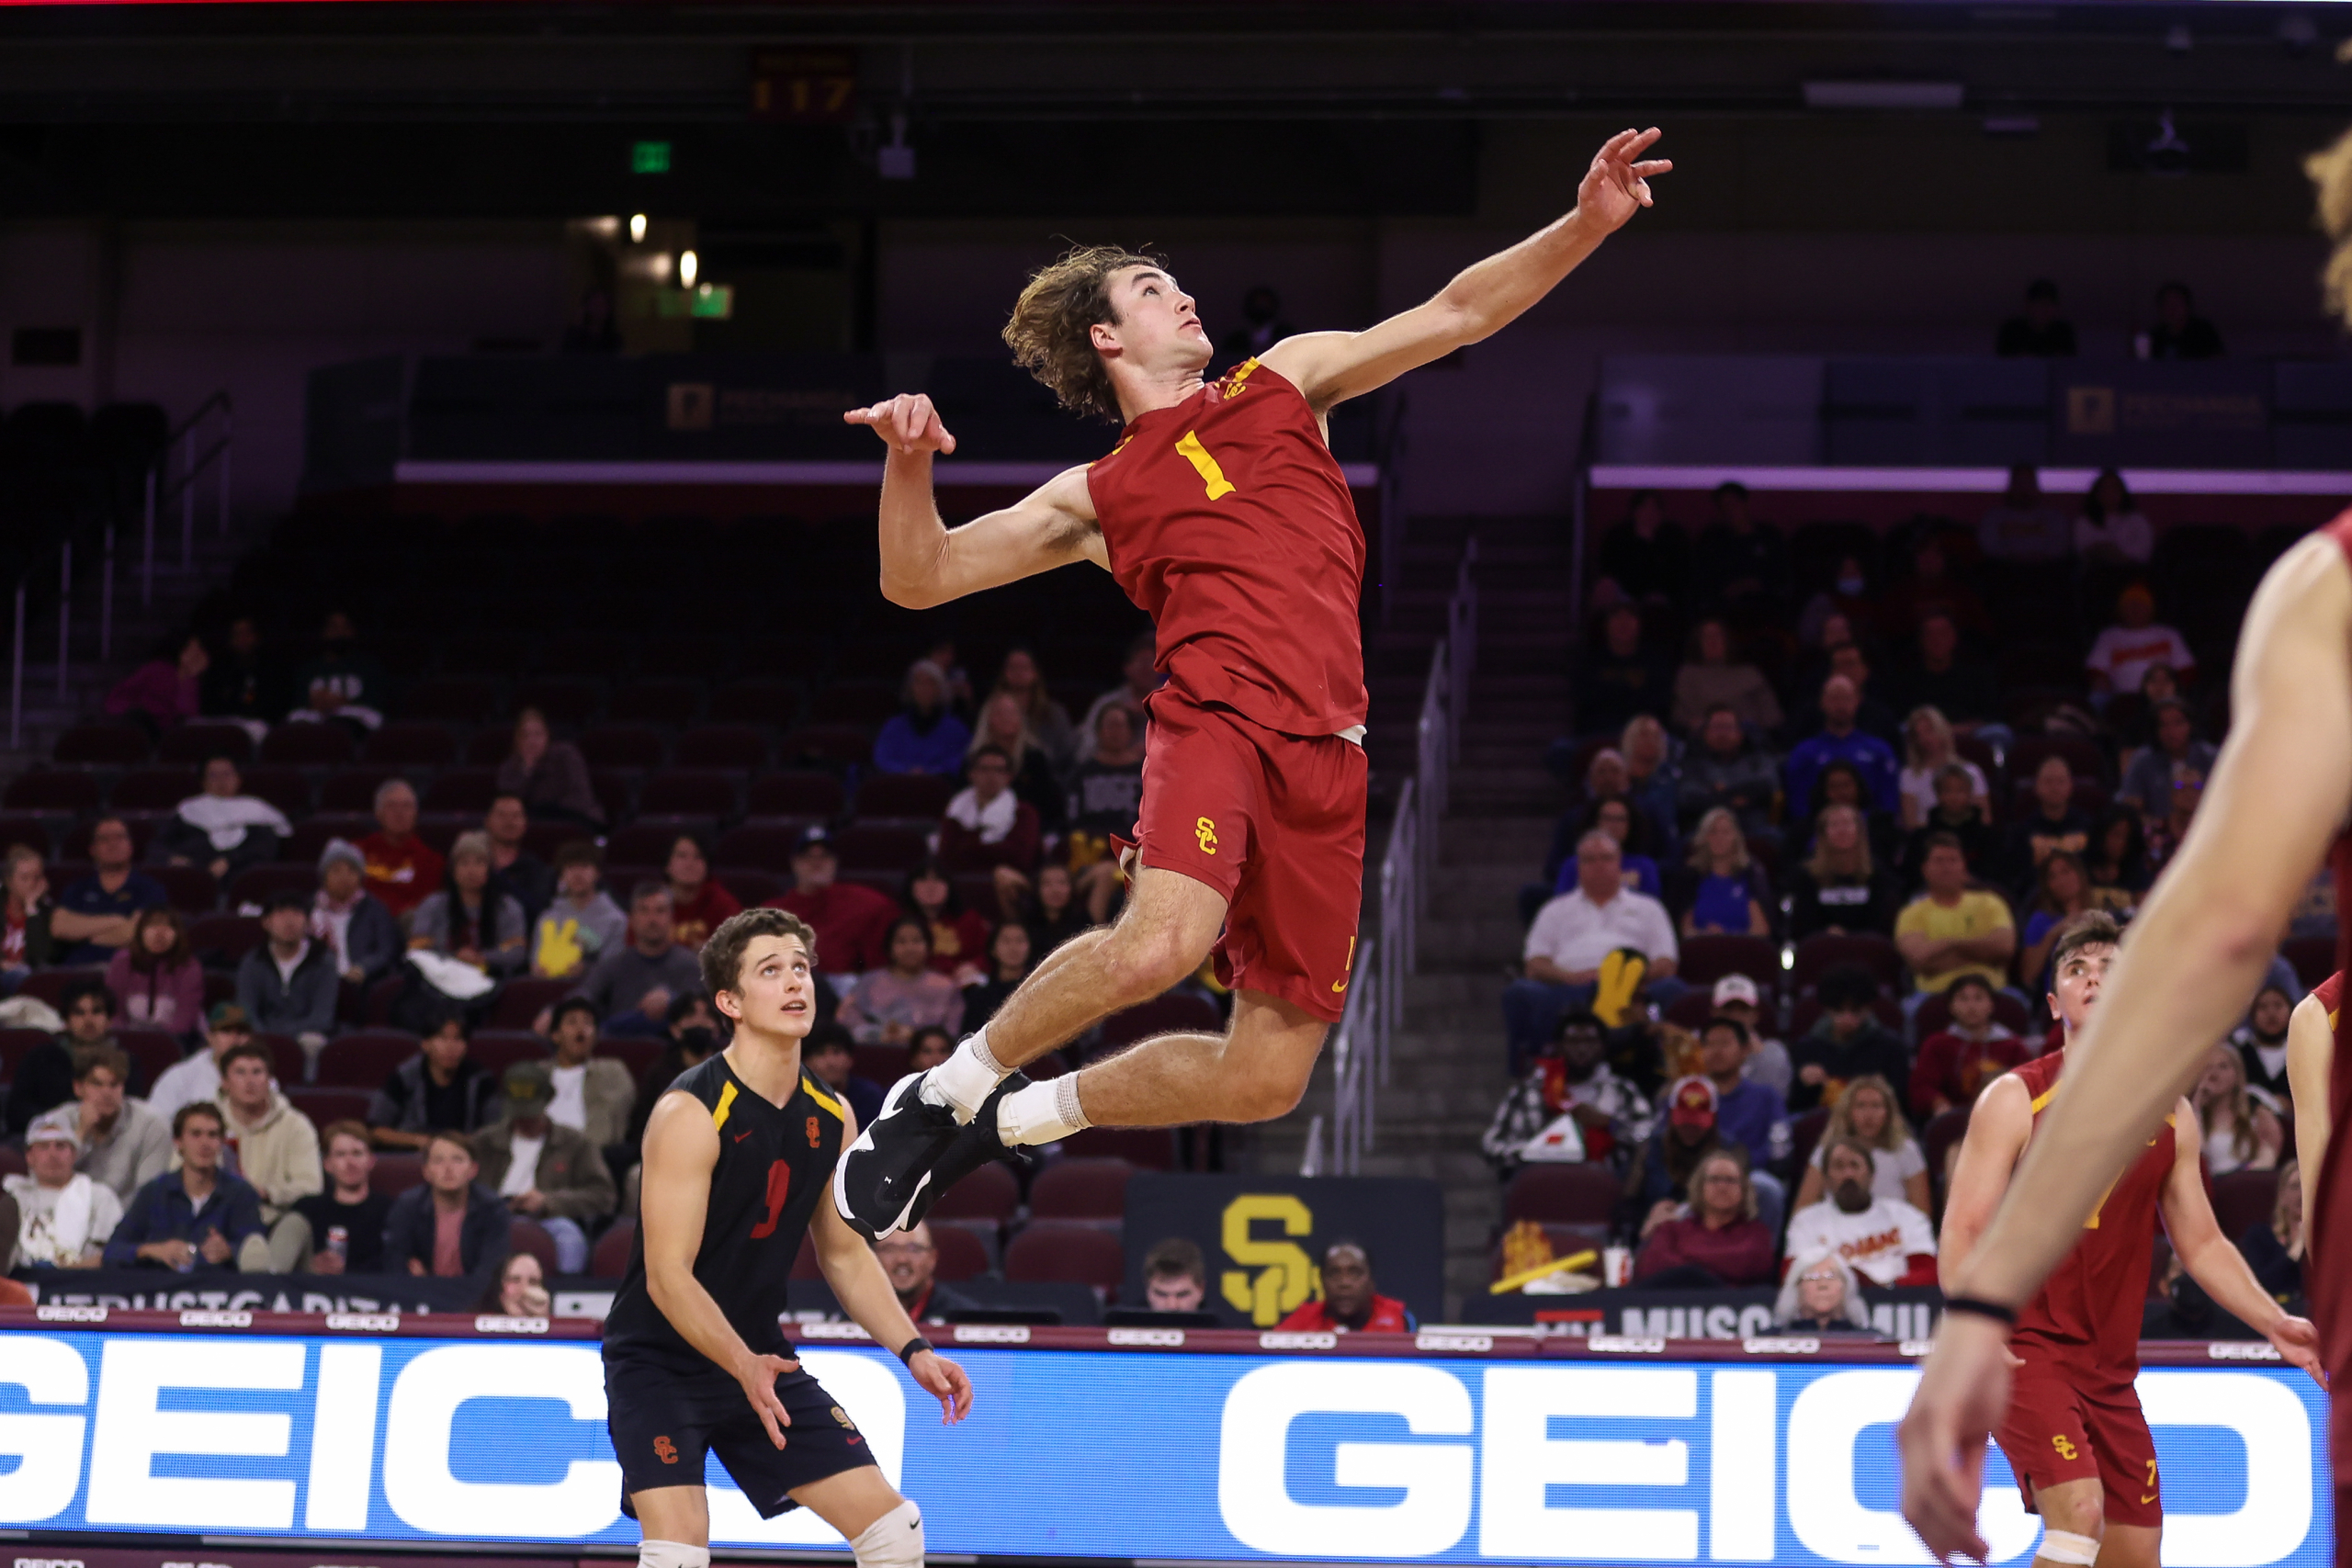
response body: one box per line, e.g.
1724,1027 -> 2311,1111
1219,1194 -> 1320,1326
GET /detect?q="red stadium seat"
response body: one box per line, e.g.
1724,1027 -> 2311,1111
260,724 -> 355,766
673,726 -> 772,771
855,773 -> 954,819
596,1036 -> 663,1080
1922,1106 -> 1971,1208
52,723 -> 150,767
291,1086 -> 372,1127
930,1224 -> 990,1281
251,1032 -> 311,1086
833,824 -> 927,872
1675,934 -> 1780,993
1503,1163 -> 1620,1225
469,1030 -> 549,1077
158,723 -> 255,766
639,770 -> 742,820
0,816 -> 51,857
1097,992 -> 1221,1051
12,969 -> 96,1013
288,815 -> 380,866
423,768 -> 499,814
811,680 -> 899,727
579,725 -> 669,771
2211,1168 -> 2278,1244
792,1233 -> 823,1280
718,869 -> 783,907
852,1043 -> 908,1086
926,1159 -> 1019,1223
1028,1156 -> 1133,1221
150,863 -> 218,914
0,1028 -> 56,1080
745,773 -> 845,818
715,824 -> 809,872
110,767 -> 199,813
507,1217 -> 560,1273
607,680 -> 707,727
400,677 -> 503,724
1786,992 -> 1903,1037
591,1218 -> 638,1278
189,911 -> 263,964
1002,1223 -> 1125,1301
465,728 -> 516,766
443,631 -> 525,675
3,772 -> 100,813
0,1146 -> 24,1179
1790,931 -> 1903,993
114,1029 -> 182,1095
514,678 -> 605,730
493,978 -> 574,1030
1788,1106 -> 1833,1178
367,723 -> 459,769
1911,987 -> 2033,1039
371,1151 -> 424,1197
230,863 -> 317,909
240,765 -> 314,817
783,724 -> 876,769
1059,1125 -> 1178,1170
713,680 -> 804,730
318,770 -> 401,812
2285,936 -> 2337,991
315,1030 -> 417,1089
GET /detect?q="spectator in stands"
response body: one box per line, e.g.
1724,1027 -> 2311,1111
2,843 -> 51,988
1792,644 -> 1902,747
102,631 -> 207,739
967,694 -> 1065,831
239,889 -> 341,1043
1626,1072 -> 1728,1213
542,998 -> 637,1151
2194,1043 -> 2283,1175
311,839 -> 400,987
382,1129 -> 508,1280
1508,831 -> 1681,1065
961,919 -> 1034,1030
1555,795 -> 1663,904
1143,1237 -> 1210,1313
8,1116 -> 120,1269
1888,612 -> 2003,739
2017,851 -> 2127,998
2086,582 -> 2195,708
1895,708 -> 1987,831
150,1002 -> 252,1126
905,859 -> 989,986
1784,675 -> 1900,824
368,1012 -> 497,1150
2002,755 -> 2091,893
1775,1250 -> 1875,1334
940,745 -> 1044,896
1023,861 -> 1091,958
1672,619 -> 1782,737
50,1043 -> 170,1202
2085,804 -> 2153,898
1634,1142 -> 1775,1288
360,780 -> 443,921
154,753 -> 288,883
1484,1010 -> 1652,1175
907,1025 -> 954,1077
1596,489 -> 1690,607
877,1221 -> 982,1322
106,1102 -> 266,1272
199,615 -> 279,739
52,818 -> 167,965
1619,716 -> 1680,853
1900,763 -> 1998,891
804,1023 -> 883,1125
2116,699 -> 2214,825
2073,468 -> 2153,565
1996,278 -> 2077,358
1881,537 -> 1992,641
216,1038 -> 323,1258
1691,480 -> 1789,615
1694,1017 -> 1789,1229
1789,964 -> 1908,1115
1274,1240 -> 1418,1333
1067,705 -> 1148,919
624,1025 -> 720,1154
105,906 -> 203,1037
2233,982 -> 2296,1107
1794,1074 -> 1929,1212
286,610 -> 387,736
6,976 -> 117,1135
289,1121 -> 390,1273
482,1251 -> 552,1316
483,795 -> 555,923
1796,555 -> 1882,651
1674,810 -> 1770,937
2143,773 -> 2205,875
662,832 -> 740,953
769,826 -> 896,985
1676,705 -> 1780,848
1782,1136 -> 1938,1287
1078,631 -> 1162,745
841,917 -> 966,1046
532,840 -> 625,981
1702,974 -> 1787,1097
2240,1160 -> 2304,1303
1807,759 -> 1901,874
475,1061 -> 616,1275
409,832 -> 528,978
991,647 -> 1079,775
1978,464 -> 2073,562
1894,835 -> 2017,1012
2144,280 -> 2223,361
1909,975 -> 2027,1120
1574,604 -> 1672,736
874,660 -> 973,777
496,708 -> 603,829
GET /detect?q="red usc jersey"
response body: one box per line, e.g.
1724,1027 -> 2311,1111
1086,358 -> 1368,738
2007,1052 -> 2176,1380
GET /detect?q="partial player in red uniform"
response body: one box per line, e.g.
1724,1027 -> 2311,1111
1939,912 -> 2316,1568
2288,970 -> 2341,1229
831,129 -> 1672,1240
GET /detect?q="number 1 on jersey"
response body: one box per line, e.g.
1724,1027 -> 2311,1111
750,1158 -> 792,1239
1176,430 -> 1237,500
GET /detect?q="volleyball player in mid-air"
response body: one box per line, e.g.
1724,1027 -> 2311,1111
602,908 -> 970,1568
833,128 -> 1673,1243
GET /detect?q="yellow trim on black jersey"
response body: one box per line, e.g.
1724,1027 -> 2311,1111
802,1077 -> 845,1122
711,1080 -> 740,1131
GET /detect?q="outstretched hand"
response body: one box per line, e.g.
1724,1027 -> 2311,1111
908,1349 -> 974,1424
845,393 -> 957,457
735,1352 -> 801,1450
1896,1311 -> 2012,1565
1578,127 -> 1671,232
2270,1313 -> 2328,1386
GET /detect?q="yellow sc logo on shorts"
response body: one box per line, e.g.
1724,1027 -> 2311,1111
1195,817 -> 1219,854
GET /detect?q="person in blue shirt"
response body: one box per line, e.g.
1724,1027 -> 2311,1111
52,817 -> 169,966
872,659 -> 973,776
105,1101 -> 266,1271
1695,1014 -> 1790,1236
1783,674 -> 1901,824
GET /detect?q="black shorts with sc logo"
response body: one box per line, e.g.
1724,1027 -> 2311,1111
604,1355 -> 877,1517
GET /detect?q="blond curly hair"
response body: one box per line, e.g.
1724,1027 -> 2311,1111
1001,243 -> 1165,423
2310,125 -> 2352,322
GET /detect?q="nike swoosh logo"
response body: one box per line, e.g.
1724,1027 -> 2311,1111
734,1130 -> 752,1143
2141,1493 -> 2157,1504
1331,976 -> 1349,993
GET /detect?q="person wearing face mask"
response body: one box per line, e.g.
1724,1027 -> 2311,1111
1781,1136 -> 1938,1288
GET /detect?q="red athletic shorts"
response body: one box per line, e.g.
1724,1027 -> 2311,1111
1995,1354 -> 2161,1529
1125,684 -> 1367,1022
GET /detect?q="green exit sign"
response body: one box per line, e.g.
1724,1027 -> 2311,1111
631,141 -> 672,175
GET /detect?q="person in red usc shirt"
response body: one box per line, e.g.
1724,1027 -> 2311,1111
1274,1241 -> 1417,1334
768,827 -> 898,985
358,778 -> 442,922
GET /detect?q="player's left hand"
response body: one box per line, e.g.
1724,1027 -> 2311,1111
2267,1313 -> 2327,1387
1577,127 -> 1672,232
908,1350 -> 973,1425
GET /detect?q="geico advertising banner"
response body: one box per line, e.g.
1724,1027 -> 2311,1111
0,1331 -> 2328,1564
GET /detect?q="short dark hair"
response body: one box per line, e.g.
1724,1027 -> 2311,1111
700,907 -> 820,1000
910,1025 -> 954,1054
1816,963 -> 1881,1011
554,839 -> 602,871
59,976 -> 117,1018
320,1118 -> 372,1153
1702,1015 -> 1750,1047
1144,1236 -> 1205,1284
665,989 -> 711,1026
264,888 -> 310,916
172,1100 -> 225,1137
2049,909 -> 2123,976
1946,972 -> 1996,1005
426,1128 -> 476,1162
969,744 -> 1012,769
219,1040 -> 275,1076
1821,1134 -> 1879,1177
1920,829 -> 1964,860
1555,1010 -> 1604,1038
804,1030 -> 853,1059
550,997 -> 599,1031
72,1043 -> 130,1084
629,880 -> 671,909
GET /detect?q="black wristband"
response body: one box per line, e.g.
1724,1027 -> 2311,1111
1942,1295 -> 2019,1326
897,1335 -> 934,1366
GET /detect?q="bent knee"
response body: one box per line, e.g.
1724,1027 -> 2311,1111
1100,928 -> 1210,1000
1219,1048 -> 1319,1122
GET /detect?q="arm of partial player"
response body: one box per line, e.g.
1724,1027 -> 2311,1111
1261,127 -> 1670,411
1934,1076 -> 2030,1296
1952,533 -> 2352,1316
2289,989 -> 2333,1229
639,1092 -> 803,1447
2158,1100 -> 2324,1382
811,1106 -> 973,1424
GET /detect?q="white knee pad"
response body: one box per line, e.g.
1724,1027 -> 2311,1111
850,1497 -> 924,1568
2040,1528 -> 2100,1565
638,1541 -> 710,1568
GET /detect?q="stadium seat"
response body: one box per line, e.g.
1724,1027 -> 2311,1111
188,911 -> 262,964
792,1233 -> 824,1280
673,725 -> 772,771
831,823 -> 927,871
1002,1222 -> 1125,1301
589,771 -> 637,823
514,678 -> 604,730
1502,1163 -> 1620,1225
1059,1124 -> 1178,1170
782,724 -> 877,769
10,968 -> 95,1014
579,724 -> 669,771
931,1224 -> 991,1280
2284,935 -> 2336,991
149,863 -> 218,914
318,771 -> 400,812
288,813 -> 378,863
0,1030 -> 44,1088
470,1030 -> 549,1077
855,773 -> 955,819
926,1159 -> 1018,1223
508,1217 -> 560,1274
2211,1168 -> 2278,1244
718,868 -> 783,906
1663,989 -> 1718,1032
712,680 -> 804,730
1787,991 -> 1903,1037
290,1086 -> 371,1127
463,728 -> 514,766
1674,934 -> 1780,993
492,977 -> 573,1030
607,680 -> 707,727
607,823 -> 693,864
640,635 -> 732,682
596,1036 -> 663,1080
111,1029 -> 181,1094
315,1030 -> 417,1089
443,630 -> 526,675
372,1154 -> 427,1198
590,1217 -> 637,1278
367,722 -> 459,769
810,679 -> 899,727
1790,931 -> 1904,993
157,723 -> 255,766
423,768 -> 499,814
536,630 -> 634,681
259,724 -> 355,766
52,723 -> 150,767
0,816 -> 51,856
253,1032 -> 311,1086
1027,1156 -> 1133,1222
230,863 -> 317,908
2,772 -> 100,813
240,765 -> 314,817
401,677 -> 502,724
1788,1106 -> 1833,1176
108,767 -> 198,812
745,773 -> 846,819
638,770 -> 741,820
0,1146 -> 24,1179
715,823 -> 810,872
1922,1106 -> 1971,1205
853,1043 -> 910,1086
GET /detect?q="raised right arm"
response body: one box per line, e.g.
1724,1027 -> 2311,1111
846,393 -> 1104,610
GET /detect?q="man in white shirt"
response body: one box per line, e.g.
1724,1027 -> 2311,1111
1782,1136 -> 1938,1288
1504,830 -> 1682,1066
149,1002 -> 254,1126
542,997 -> 637,1150
2085,582 -> 2196,707
8,1117 -> 122,1268
473,1060 -> 617,1274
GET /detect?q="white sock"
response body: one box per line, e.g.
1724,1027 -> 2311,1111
919,1028 -> 1010,1124
999,1073 -> 1091,1146
639,1541 -> 710,1568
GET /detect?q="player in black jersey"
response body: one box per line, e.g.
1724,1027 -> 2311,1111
602,908 -> 970,1568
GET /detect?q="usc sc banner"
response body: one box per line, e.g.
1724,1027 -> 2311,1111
1119,1174 -> 1446,1325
